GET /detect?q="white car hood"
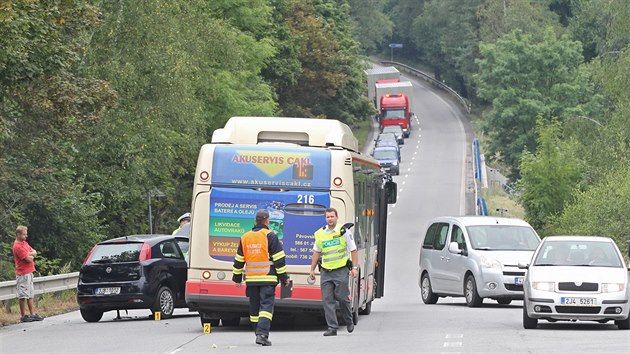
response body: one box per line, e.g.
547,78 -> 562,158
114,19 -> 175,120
478,250 -> 534,267
529,266 -> 628,284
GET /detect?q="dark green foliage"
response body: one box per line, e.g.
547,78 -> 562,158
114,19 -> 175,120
1,0 -> 376,280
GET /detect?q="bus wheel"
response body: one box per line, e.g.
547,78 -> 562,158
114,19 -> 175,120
359,300 -> 372,315
221,316 -> 241,327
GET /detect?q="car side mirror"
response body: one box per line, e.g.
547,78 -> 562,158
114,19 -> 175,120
448,242 -> 462,255
518,262 -> 529,269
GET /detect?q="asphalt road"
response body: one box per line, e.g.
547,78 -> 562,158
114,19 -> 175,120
1,71 -> 628,354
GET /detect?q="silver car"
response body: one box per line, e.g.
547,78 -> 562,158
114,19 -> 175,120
419,216 -> 540,307
522,236 -> 630,329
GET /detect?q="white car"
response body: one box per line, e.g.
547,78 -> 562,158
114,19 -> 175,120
419,216 -> 540,307
522,236 -> 630,329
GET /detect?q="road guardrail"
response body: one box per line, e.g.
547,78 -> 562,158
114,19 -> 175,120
0,272 -> 79,301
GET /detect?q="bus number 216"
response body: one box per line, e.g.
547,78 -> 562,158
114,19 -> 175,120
297,194 -> 315,204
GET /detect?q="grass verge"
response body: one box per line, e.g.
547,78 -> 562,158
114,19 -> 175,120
0,289 -> 79,326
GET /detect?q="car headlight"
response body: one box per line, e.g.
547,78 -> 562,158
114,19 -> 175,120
601,283 -> 625,293
392,161 -> 398,165
532,281 -> 555,292
480,255 -> 502,269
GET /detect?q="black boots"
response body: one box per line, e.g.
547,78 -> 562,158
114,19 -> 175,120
255,334 -> 272,346
323,328 -> 337,336
347,322 -> 355,333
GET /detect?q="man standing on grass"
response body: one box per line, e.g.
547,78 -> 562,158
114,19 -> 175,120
13,226 -> 44,322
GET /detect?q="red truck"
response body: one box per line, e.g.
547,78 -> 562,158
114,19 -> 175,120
375,81 -> 414,138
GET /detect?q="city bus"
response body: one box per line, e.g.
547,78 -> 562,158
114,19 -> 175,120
185,116 -> 397,328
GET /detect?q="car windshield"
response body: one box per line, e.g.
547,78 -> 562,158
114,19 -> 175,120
88,243 -> 143,263
373,149 -> 398,160
467,225 -> 540,251
382,109 -> 405,119
533,240 -> 623,267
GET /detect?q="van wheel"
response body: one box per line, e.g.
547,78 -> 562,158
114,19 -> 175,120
522,302 -> 538,329
359,300 -> 372,315
464,275 -> 483,307
80,309 -> 103,323
151,286 -> 175,318
421,273 -> 438,304
615,315 -> 630,330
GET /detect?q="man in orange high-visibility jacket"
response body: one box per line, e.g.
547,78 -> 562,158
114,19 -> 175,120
233,209 -> 289,347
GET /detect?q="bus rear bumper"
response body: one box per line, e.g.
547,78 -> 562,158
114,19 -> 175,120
186,280 -> 324,315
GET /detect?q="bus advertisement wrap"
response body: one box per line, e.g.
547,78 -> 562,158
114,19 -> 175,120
209,187 -> 330,265
211,145 -> 331,189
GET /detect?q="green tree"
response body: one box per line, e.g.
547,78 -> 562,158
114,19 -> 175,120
478,0 -> 562,43
81,0 -> 277,238
348,0 -> 393,53
549,166 -> 630,251
274,0 -> 373,124
517,117 -> 580,231
475,28 -> 594,178
411,0 -> 482,96
0,0 -> 116,272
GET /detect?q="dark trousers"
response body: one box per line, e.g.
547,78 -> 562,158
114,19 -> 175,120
246,284 -> 276,336
320,267 -> 352,329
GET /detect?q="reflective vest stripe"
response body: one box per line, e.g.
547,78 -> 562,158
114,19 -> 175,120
250,315 -> 259,323
324,253 -> 347,262
246,261 -> 273,266
275,265 -> 287,274
245,266 -> 270,274
259,311 -> 273,320
232,267 -> 243,275
245,275 -> 278,282
235,254 -> 245,262
271,250 -> 285,261
314,225 -> 348,270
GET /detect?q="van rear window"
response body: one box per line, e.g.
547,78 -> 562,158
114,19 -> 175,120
88,243 -> 143,263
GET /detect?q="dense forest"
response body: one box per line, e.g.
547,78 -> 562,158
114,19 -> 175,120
2,0 -> 630,279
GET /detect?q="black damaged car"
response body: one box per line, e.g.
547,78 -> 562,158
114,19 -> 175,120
77,234 -> 189,322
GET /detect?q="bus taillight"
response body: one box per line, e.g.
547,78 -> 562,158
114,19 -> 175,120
202,271 -> 211,279
200,171 -> 209,181
333,177 -> 343,187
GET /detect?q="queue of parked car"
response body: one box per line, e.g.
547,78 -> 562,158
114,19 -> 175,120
372,124 -> 405,176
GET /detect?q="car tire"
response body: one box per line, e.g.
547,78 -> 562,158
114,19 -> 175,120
464,275 -> 483,307
497,299 -> 512,305
522,302 -> 538,329
80,309 -> 104,323
615,316 -> 630,330
152,286 -> 175,319
421,273 -> 439,304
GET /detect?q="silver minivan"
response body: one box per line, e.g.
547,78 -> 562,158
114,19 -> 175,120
418,216 -> 540,307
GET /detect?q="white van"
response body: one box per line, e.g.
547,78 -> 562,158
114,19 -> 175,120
418,216 -> 540,307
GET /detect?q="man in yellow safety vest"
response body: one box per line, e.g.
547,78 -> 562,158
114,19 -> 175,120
309,207 -> 358,337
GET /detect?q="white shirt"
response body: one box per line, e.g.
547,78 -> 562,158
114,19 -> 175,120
312,225 -> 357,253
